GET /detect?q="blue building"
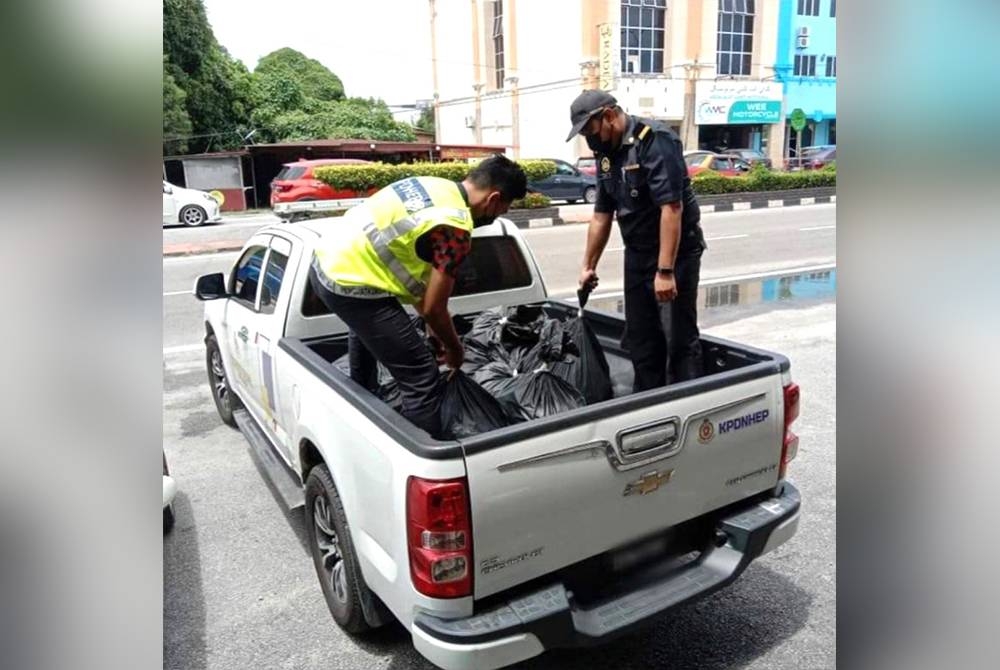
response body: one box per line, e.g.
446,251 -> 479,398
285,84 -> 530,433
775,0 -> 837,160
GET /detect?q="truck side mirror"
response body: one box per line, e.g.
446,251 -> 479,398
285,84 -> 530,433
194,273 -> 227,300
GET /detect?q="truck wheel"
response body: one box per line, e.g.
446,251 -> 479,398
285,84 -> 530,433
305,464 -> 375,634
206,334 -> 241,427
584,186 -> 597,204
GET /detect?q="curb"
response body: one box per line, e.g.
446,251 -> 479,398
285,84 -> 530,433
517,192 -> 836,229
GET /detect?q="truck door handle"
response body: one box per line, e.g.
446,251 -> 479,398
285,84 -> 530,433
238,326 -> 249,342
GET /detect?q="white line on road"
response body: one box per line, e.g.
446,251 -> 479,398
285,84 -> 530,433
800,225 -> 836,231
164,290 -> 191,297
163,251 -> 241,264
163,344 -> 203,355
705,234 -> 750,241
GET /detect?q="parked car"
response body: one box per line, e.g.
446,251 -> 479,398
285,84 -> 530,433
269,159 -> 373,208
786,145 -> 836,171
575,156 -> 596,177
162,180 -> 222,227
193,218 -> 802,670
683,151 -> 753,177
721,148 -> 773,169
527,158 -> 597,203
163,452 -> 177,533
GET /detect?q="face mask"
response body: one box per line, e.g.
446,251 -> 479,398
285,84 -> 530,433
472,196 -> 500,228
586,133 -> 614,154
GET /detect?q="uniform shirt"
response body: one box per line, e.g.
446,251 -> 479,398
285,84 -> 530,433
594,115 -> 706,257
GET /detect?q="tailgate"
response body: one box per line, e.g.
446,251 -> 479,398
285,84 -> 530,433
462,373 -> 785,599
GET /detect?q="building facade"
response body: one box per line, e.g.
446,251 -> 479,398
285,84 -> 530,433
774,0 -> 837,156
430,0 -> 802,168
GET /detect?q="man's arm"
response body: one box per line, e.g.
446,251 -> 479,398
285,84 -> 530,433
580,210 -> 614,289
655,201 -> 682,302
418,268 -> 464,370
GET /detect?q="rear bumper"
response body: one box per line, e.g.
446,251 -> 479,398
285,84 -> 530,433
413,482 -> 800,670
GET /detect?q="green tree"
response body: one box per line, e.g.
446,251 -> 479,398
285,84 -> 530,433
254,48 -> 345,102
163,62 -> 192,154
415,106 -> 435,133
163,0 -> 253,152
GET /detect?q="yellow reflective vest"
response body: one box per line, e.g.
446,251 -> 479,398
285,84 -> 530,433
312,176 -> 473,304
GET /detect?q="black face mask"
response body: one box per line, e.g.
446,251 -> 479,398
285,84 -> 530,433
586,132 -> 614,155
472,197 -> 500,228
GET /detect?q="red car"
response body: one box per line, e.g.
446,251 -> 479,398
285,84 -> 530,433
269,158 -> 373,207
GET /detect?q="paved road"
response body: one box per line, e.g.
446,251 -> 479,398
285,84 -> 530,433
163,299 -> 835,670
163,204 -> 835,350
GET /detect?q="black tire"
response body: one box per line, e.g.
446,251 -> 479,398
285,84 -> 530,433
206,334 -> 241,427
305,464 -> 375,634
583,186 -> 597,204
180,205 -> 207,227
163,505 -> 175,533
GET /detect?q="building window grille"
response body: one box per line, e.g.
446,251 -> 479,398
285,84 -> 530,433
492,0 -> 505,89
716,0 -> 755,76
794,53 -> 817,76
620,0 -> 666,74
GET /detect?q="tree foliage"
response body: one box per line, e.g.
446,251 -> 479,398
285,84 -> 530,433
163,0 -> 253,152
163,60 -> 193,154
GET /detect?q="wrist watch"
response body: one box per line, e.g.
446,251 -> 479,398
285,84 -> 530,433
656,267 -> 674,277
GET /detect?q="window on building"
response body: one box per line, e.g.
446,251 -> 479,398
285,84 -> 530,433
794,54 -> 817,76
717,0 -> 755,77
825,55 -> 837,77
491,0 -> 505,89
620,0 -> 666,74
830,0 -> 836,17
797,0 -> 819,16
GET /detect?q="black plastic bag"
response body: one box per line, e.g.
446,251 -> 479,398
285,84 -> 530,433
467,306 -> 545,349
549,315 -> 613,405
509,364 -> 586,420
472,348 -> 533,422
439,370 -> 513,439
461,337 -> 506,375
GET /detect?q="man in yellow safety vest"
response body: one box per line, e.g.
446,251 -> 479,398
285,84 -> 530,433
308,155 -> 528,437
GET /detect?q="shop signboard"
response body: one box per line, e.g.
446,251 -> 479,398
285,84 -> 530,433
695,81 -> 783,125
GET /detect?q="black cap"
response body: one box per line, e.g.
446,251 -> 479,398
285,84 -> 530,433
565,90 -> 618,142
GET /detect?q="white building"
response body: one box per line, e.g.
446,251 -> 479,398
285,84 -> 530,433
429,0 -> 785,166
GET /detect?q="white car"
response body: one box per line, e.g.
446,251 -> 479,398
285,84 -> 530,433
163,452 -> 177,533
162,180 -> 222,227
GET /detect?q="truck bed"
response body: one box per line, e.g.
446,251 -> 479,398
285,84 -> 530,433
278,300 -> 789,459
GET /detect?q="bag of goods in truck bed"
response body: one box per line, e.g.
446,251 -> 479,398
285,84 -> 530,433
439,370 -> 515,439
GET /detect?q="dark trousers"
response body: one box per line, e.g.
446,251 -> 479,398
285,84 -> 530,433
623,250 -> 703,392
308,266 -> 443,437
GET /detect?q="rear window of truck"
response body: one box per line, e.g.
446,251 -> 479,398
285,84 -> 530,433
301,236 -> 533,317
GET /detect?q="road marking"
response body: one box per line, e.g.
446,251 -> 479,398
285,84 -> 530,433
800,225 -> 836,231
706,234 -> 750,241
164,344 -> 203,355
164,290 -> 190,297
163,251 -> 241,264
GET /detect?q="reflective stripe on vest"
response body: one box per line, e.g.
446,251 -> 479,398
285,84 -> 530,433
363,221 -> 425,297
312,177 -> 474,303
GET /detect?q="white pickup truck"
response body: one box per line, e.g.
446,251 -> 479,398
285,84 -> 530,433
194,217 -> 802,670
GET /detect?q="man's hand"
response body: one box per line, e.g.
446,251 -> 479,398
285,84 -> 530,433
579,268 -> 599,292
443,343 -> 464,371
654,273 -> 677,302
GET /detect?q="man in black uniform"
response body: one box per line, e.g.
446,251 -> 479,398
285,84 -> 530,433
565,90 -> 706,389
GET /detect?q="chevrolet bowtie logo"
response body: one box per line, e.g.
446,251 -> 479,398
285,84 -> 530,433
623,469 -> 674,497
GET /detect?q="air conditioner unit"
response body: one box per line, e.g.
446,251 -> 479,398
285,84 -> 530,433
796,35 -> 810,48
464,116 -> 476,129
797,26 -> 810,37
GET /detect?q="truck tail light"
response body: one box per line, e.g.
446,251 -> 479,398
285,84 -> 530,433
406,476 -> 472,598
780,383 -> 800,479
